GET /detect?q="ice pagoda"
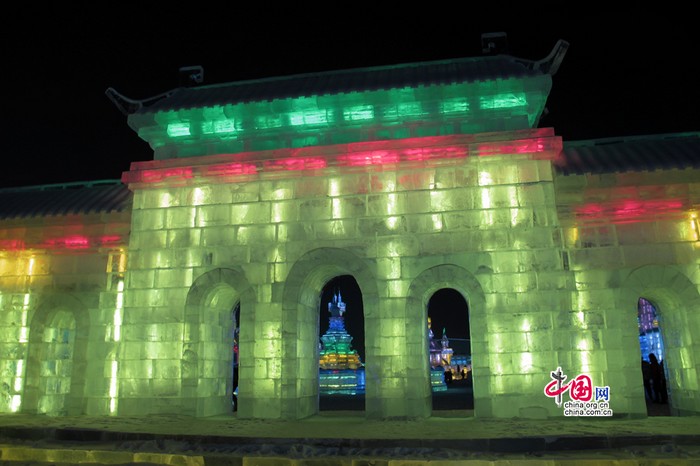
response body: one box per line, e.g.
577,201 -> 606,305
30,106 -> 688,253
319,291 -> 365,395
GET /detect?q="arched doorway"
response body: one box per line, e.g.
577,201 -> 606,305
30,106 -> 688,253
198,285 -> 236,416
428,288 -> 472,412
638,297 -> 670,416
318,274 -> 365,412
232,302 -> 240,412
183,268 -> 251,417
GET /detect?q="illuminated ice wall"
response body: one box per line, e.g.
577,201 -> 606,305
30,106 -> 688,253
554,159 -> 700,417
2,46 -> 700,422
120,127 -> 565,419
0,182 -> 131,416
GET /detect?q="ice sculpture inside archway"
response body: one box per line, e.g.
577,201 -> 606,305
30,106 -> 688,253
638,297 -> 665,364
319,288 -> 365,396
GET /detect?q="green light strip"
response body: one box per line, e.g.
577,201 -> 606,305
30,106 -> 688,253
480,93 -> 527,109
162,92 -> 528,139
166,123 -> 191,137
132,76 -> 550,156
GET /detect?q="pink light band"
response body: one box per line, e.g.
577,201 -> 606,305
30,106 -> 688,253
123,129 -> 560,187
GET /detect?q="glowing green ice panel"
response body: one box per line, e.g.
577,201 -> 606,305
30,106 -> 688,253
132,74 -> 551,159
166,122 -> 191,137
343,105 -> 375,121
440,98 -> 470,114
397,102 -> 424,118
255,115 -> 284,129
289,110 -> 332,126
480,93 -> 527,109
201,119 -> 237,135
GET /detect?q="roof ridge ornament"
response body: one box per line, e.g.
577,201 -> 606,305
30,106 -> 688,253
179,65 -> 204,87
535,39 -> 570,75
481,32 -> 509,55
481,32 -> 568,75
105,87 -> 178,116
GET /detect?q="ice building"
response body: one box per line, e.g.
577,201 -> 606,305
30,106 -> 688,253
428,317 -> 449,392
318,290 -> 365,395
2,34 -> 700,422
431,324 -> 455,369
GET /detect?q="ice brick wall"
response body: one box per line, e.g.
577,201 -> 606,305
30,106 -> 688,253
2,131 -> 698,421
122,128 -> 575,419
555,168 -> 700,416
0,211 -> 130,416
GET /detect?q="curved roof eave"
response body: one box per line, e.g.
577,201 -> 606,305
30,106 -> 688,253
107,40 -> 568,117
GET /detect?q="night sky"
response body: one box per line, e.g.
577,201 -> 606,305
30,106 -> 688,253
3,18 -> 699,188
3,16 -> 699,357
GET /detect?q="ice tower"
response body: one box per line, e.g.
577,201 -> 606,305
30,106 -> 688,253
428,317 -> 448,392
2,34 -> 700,424
318,291 -> 365,395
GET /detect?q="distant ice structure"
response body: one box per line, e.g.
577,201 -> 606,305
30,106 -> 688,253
319,291 -> 365,395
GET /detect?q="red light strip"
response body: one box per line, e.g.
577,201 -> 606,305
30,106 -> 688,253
0,235 -> 125,252
476,140 -> 546,156
123,131 -> 561,186
205,163 -> 258,177
402,146 -> 467,161
263,157 -> 327,171
337,151 -> 399,166
141,167 -> 194,183
0,239 -> 25,251
99,235 -> 123,245
576,199 -> 685,222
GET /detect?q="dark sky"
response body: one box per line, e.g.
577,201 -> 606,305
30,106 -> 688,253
3,18 -> 699,188
3,17 -> 699,355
